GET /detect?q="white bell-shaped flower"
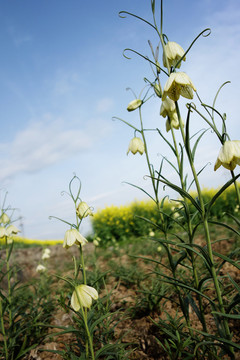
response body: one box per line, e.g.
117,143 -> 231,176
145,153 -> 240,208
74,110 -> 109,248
71,284 -> 98,311
76,201 -> 93,219
162,72 -> 196,102
163,41 -> 186,69
214,140 -> 240,171
127,137 -> 145,155
63,229 -> 88,249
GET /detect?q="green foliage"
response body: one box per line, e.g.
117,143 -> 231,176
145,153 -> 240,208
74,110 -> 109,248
91,185 -> 240,246
0,241 -> 55,360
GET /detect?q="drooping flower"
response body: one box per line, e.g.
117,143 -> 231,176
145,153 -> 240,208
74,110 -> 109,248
160,98 -> 181,132
93,239 -> 99,247
127,99 -> 143,112
42,248 -> 51,260
0,213 -> 10,224
63,229 -> 88,249
36,264 -> 47,273
127,137 -> 145,155
214,140 -> 240,171
0,226 -> 7,238
6,225 -> 20,236
76,201 -> 93,219
162,72 -> 196,102
71,284 -> 98,311
163,41 -> 186,69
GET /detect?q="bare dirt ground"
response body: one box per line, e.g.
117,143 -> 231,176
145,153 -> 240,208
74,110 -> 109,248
6,239 -> 240,360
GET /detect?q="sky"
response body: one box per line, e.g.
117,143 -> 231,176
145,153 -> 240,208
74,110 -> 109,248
0,0 -> 239,239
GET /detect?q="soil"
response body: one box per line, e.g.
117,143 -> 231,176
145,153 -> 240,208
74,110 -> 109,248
3,238 -> 240,360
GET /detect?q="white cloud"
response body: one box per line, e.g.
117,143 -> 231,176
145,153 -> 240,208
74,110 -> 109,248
0,116 -> 94,181
7,25 -> 33,47
51,70 -> 81,96
96,97 -> 114,113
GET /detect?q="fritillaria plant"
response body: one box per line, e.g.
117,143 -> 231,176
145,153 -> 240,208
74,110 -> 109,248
115,0 -> 240,358
50,175 -> 97,359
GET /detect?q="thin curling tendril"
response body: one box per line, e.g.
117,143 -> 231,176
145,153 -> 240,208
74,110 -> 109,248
118,10 -> 156,31
174,28 -> 211,70
123,48 -> 168,76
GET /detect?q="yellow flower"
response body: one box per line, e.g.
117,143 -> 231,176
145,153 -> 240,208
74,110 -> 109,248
6,225 -> 20,236
76,201 -> 93,219
127,99 -> 142,112
0,213 -> 10,224
162,72 -> 196,102
160,98 -> 181,132
163,41 -> 186,69
63,229 -> 88,249
214,140 -> 240,171
71,284 -> 98,311
127,137 -> 145,155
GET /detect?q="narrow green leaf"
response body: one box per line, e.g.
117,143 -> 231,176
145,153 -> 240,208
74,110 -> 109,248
153,271 -> 215,306
225,211 -> 240,226
211,311 -> 240,320
227,273 -> 240,293
157,128 -> 176,155
185,106 -> 192,161
152,176 -> 202,213
122,181 -> 155,202
208,220 -> 240,236
213,250 -> 240,270
7,240 -> 14,261
192,129 -> 209,161
206,174 -> 240,216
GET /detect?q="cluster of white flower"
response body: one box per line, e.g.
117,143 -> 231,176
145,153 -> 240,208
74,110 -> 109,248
36,247 -> 51,273
63,200 -> 99,311
0,212 -> 20,240
125,40 -> 240,173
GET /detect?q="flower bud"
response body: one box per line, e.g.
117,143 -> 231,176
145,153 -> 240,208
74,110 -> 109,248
160,98 -> 182,132
127,99 -> 143,112
127,137 -> 145,155
163,41 -> 186,69
214,140 -> 240,171
154,83 -> 162,98
0,213 -> 10,224
76,201 -> 93,219
156,61 -> 161,74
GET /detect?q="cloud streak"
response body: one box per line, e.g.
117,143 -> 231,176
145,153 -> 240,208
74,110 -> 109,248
0,116 -> 94,181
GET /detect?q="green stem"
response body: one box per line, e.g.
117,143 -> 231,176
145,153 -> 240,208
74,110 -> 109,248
176,102 -> 233,351
231,170 -> 240,206
0,297 -> 8,359
75,290 -> 95,360
170,124 -> 207,332
5,237 -> 12,327
79,245 -> 87,285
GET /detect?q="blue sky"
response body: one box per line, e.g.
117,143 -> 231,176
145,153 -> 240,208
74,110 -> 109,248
0,0 -> 239,239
